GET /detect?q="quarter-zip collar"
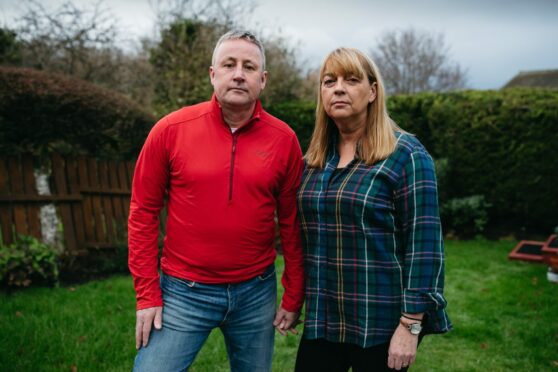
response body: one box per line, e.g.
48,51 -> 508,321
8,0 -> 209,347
210,94 -> 263,133
209,94 -> 264,202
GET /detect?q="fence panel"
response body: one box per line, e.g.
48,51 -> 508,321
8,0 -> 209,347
0,154 -> 133,253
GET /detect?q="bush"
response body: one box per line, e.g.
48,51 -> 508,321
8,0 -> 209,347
0,235 -> 59,288
267,101 -> 315,151
0,66 -> 156,159
390,88 -> 558,234
441,195 -> 492,238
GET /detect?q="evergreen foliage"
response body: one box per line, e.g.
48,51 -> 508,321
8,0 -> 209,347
0,66 -> 155,159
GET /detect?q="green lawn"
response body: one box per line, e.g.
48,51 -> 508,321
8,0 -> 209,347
1,240 -> 557,371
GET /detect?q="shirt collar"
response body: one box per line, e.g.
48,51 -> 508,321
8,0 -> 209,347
210,94 -> 262,132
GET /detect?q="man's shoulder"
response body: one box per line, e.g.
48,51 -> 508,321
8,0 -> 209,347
161,100 -> 212,127
259,110 -> 297,139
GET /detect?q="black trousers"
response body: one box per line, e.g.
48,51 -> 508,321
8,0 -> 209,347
295,337 -> 422,372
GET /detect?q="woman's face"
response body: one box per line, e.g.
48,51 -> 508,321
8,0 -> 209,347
320,72 -> 376,126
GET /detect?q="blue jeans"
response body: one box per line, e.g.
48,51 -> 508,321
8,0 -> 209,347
133,265 -> 277,372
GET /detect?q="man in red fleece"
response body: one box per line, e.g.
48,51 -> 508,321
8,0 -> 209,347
128,30 -> 305,371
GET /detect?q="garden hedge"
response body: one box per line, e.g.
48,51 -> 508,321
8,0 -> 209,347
269,88 -> 558,235
0,66 -> 155,160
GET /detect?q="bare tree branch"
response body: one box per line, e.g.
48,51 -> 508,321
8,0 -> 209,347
370,28 -> 467,95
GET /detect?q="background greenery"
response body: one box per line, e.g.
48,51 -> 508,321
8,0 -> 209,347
1,240 -> 557,371
267,88 -> 558,236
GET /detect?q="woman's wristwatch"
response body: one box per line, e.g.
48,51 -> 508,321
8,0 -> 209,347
399,317 -> 422,335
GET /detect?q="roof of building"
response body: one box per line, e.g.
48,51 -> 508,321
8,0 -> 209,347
503,69 -> 558,89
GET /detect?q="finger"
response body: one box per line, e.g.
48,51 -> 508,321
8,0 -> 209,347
154,308 -> 163,329
142,318 -> 152,347
272,312 -> 284,327
288,327 -> 299,335
275,326 -> 287,336
135,318 -> 143,349
387,355 -> 395,369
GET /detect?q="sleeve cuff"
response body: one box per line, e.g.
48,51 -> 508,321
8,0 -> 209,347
402,290 -> 447,314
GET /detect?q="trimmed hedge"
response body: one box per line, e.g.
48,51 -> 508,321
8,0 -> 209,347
267,101 -> 316,152
269,88 -> 558,235
0,66 -> 155,159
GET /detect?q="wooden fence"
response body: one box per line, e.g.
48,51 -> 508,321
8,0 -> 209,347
0,154 -> 134,255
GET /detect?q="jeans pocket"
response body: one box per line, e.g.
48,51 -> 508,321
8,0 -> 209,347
257,265 -> 276,281
165,273 -> 196,288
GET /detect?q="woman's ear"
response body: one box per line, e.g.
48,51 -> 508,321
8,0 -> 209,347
369,82 -> 377,103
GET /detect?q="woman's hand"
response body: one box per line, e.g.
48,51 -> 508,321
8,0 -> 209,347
387,322 -> 419,370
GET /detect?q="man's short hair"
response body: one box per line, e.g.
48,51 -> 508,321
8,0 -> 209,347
212,30 -> 266,71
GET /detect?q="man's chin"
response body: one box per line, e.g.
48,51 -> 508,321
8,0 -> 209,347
221,94 -> 252,107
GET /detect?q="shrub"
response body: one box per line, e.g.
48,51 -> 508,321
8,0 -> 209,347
0,66 -> 156,159
0,235 -> 60,288
441,195 -> 492,238
267,101 -> 315,151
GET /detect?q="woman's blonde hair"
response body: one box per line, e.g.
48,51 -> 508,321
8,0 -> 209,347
305,47 -> 401,168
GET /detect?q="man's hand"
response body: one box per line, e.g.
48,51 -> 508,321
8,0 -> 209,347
387,323 -> 419,370
273,306 -> 301,336
135,306 -> 163,349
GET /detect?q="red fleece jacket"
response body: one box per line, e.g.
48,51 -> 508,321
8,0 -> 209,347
128,95 -> 305,312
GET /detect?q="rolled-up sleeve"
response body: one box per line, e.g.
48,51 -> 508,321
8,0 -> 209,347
395,148 -> 447,314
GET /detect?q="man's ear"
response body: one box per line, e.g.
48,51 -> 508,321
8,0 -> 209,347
209,66 -> 215,86
260,70 -> 268,90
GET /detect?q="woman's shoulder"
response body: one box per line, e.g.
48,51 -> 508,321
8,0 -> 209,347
393,131 -> 430,156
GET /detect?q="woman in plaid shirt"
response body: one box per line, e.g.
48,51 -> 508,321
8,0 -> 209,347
294,48 -> 451,371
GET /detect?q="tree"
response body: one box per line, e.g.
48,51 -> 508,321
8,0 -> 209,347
149,19 -> 223,115
0,28 -> 23,66
13,0 -> 154,107
370,28 -> 467,95
148,0 -> 309,114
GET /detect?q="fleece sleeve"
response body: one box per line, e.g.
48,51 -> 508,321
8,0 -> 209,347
128,119 -> 169,310
276,134 -> 305,312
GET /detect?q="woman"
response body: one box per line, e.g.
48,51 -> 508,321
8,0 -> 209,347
295,48 -> 451,371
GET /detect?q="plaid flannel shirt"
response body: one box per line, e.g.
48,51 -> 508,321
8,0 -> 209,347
297,131 -> 451,348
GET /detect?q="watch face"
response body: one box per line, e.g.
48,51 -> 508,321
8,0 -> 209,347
410,323 -> 422,335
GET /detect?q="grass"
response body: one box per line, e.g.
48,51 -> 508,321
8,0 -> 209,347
1,239 -> 557,371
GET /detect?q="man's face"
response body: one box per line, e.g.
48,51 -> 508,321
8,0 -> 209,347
210,39 -> 267,109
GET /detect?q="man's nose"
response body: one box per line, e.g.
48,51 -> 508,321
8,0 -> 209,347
232,65 -> 245,81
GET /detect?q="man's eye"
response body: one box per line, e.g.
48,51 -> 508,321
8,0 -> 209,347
244,65 -> 256,71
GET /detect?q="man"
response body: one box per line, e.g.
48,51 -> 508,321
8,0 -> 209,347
128,30 -> 305,371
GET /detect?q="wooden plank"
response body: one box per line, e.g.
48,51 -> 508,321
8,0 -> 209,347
127,160 -> 136,188
0,195 -> 82,202
98,160 -> 115,243
8,157 -> 28,236
21,156 -> 41,240
108,160 -> 125,240
52,154 -> 77,253
66,157 -> 86,251
87,158 -> 106,243
0,157 -> 14,244
118,162 -> 131,218
78,157 -> 95,243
